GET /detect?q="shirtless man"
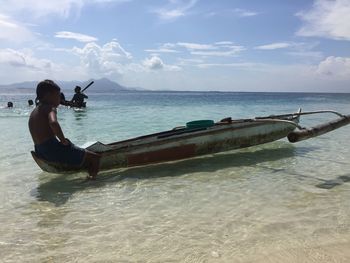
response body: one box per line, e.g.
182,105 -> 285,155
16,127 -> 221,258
71,86 -> 88,108
28,80 -> 100,179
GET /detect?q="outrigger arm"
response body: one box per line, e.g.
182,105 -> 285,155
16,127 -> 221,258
287,114 -> 350,143
256,109 -> 350,143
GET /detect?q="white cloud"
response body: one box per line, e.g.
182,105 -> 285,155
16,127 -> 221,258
0,15 -> 17,28
145,41 -> 245,57
162,43 -> 177,49
92,0 -> 131,3
0,49 -> 26,67
255,42 -> 292,50
287,51 -> 323,60
71,41 -> 132,78
317,56 -> 350,79
157,9 -> 184,19
145,42 -> 218,53
206,8 -> 258,18
0,0 -> 132,19
0,0 -> 83,19
191,46 -> 245,57
0,48 -> 65,84
142,56 -> 164,70
142,55 -> 181,71
177,58 -> 204,66
144,48 -> 179,53
177,42 -> 216,50
55,31 -> 98,42
0,14 -> 36,43
296,0 -> 350,40
72,41 -> 132,60
0,48 -> 54,70
215,41 -> 234,45
0,47 -> 97,82
254,42 -> 322,60
152,0 -> 198,20
232,8 -> 258,17
0,1 -> 130,45
197,62 -> 262,69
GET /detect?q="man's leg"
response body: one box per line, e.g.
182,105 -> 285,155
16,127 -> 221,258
84,151 -> 101,179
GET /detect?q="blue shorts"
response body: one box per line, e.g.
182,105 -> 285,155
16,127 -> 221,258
35,138 -> 86,167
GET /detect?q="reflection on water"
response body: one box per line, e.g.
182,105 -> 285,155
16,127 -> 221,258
73,109 -> 87,122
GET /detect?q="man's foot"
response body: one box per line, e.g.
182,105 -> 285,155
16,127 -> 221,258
86,175 -> 97,180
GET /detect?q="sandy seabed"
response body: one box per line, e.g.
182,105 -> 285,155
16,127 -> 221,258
250,242 -> 350,263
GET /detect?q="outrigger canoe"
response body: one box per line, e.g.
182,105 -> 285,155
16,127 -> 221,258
31,109 -> 350,174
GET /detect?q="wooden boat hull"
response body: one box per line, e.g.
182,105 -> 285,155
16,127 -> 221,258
31,113 -> 300,174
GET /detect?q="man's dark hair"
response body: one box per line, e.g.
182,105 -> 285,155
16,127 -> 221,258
36,80 -> 60,102
75,86 -> 81,93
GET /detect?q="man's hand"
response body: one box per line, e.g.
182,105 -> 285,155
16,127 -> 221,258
61,138 -> 70,146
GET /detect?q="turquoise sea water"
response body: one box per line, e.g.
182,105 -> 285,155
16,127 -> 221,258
1,91 -> 350,262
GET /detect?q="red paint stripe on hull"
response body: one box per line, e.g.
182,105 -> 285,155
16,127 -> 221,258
127,144 -> 196,166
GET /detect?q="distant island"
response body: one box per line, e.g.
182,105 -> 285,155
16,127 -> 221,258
0,78 -> 143,94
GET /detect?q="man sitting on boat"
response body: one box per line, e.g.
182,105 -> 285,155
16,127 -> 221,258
70,86 -> 88,108
28,80 -> 100,179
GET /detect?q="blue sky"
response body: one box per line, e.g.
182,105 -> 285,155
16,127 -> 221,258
0,0 -> 349,92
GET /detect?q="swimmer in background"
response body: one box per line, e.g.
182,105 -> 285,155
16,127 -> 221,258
70,86 -> 88,108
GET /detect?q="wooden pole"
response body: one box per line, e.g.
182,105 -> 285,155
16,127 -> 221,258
81,81 -> 94,92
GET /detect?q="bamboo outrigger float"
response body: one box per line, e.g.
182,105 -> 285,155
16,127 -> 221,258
31,109 -> 350,174
287,111 -> 350,142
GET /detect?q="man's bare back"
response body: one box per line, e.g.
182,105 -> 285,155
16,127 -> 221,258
29,104 -> 56,145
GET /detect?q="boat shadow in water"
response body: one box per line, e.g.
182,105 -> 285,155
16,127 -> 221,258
315,174 -> 350,189
34,144 -> 313,206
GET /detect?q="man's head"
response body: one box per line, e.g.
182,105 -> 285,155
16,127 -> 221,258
75,86 -> 81,93
36,80 -> 61,106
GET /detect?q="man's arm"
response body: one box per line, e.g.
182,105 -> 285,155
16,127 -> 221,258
71,94 -> 77,102
48,108 -> 69,145
82,93 -> 88,99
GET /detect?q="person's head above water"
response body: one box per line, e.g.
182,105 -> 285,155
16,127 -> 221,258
7,101 -> 13,108
74,86 -> 81,93
36,80 -> 61,107
28,99 -> 34,106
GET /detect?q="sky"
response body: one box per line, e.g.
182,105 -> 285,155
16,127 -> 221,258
0,0 -> 349,92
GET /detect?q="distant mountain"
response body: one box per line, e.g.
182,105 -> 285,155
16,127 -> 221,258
60,78 -> 128,93
0,78 -> 143,93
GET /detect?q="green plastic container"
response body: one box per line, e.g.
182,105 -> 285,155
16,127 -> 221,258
186,120 -> 215,129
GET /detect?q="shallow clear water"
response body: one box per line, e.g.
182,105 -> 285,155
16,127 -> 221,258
1,92 -> 350,262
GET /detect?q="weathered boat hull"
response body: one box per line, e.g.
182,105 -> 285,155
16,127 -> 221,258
31,113 -> 300,174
